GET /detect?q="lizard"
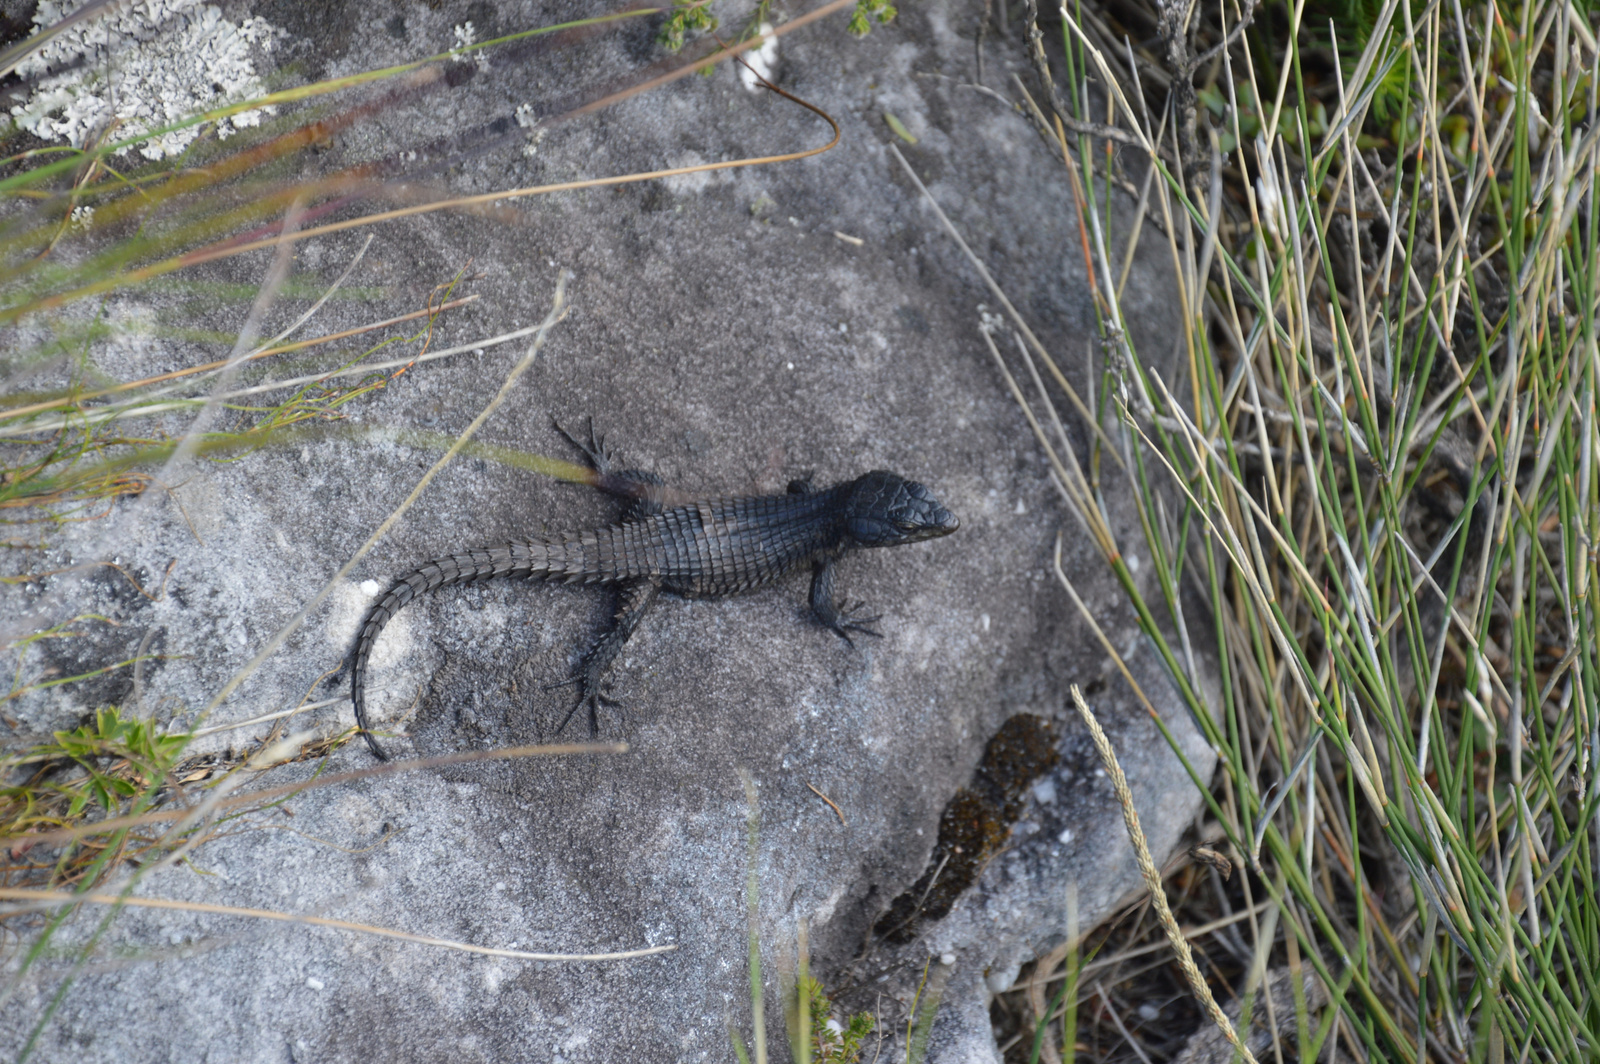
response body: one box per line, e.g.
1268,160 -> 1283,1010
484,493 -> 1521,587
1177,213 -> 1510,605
349,422 -> 960,761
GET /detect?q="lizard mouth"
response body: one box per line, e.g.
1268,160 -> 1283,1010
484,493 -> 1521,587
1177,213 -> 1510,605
904,506 -> 959,541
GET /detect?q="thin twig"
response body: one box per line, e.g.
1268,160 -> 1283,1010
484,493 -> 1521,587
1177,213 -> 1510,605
0,888 -> 675,963
806,783 -> 848,827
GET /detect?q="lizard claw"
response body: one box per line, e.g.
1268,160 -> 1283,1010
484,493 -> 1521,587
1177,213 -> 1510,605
829,601 -> 882,645
547,674 -> 620,736
553,415 -> 616,473
834,620 -> 883,643
541,675 -> 593,736
552,695 -> 590,737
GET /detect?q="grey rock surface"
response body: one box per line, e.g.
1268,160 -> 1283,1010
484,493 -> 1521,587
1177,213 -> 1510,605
0,1 -> 1213,1061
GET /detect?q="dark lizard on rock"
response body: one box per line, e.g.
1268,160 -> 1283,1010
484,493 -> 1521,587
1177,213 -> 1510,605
349,423 -> 960,761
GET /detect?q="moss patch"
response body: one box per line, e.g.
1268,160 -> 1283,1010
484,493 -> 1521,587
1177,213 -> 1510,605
874,713 -> 1059,944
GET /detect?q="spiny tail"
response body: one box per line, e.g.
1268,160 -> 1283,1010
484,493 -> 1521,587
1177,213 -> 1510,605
351,539 -> 579,760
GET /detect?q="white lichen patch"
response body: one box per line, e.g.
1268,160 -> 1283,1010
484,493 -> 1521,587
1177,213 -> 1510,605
515,104 -> 546,158
11,1 -> 281,160
451,21 -> 488,70
738,23 -> 778,92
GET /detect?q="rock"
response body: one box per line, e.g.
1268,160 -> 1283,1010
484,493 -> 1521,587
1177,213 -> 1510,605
0,0 -> 1212,1060
1172,968 -> 1329,1064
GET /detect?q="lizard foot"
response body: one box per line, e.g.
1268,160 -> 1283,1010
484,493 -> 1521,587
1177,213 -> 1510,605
552,415 -> 617,474
543,676 -> 621,736
828,601 -> 882,646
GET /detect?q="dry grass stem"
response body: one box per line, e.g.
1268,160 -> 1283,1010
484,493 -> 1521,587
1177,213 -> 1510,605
0,888 -> 676,963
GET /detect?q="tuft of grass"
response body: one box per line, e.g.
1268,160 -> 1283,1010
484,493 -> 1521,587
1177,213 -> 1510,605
1,706 -> 188,887
0,704 -> 360,914
736,769 -> 883,1064
919,0 -> 1600,1057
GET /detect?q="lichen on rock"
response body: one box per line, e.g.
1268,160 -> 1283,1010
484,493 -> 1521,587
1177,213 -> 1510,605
10,1 -> 280,159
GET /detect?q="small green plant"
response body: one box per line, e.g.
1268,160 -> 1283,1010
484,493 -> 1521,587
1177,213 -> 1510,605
1196,81 -> 1329,153
798,974 -> 875,1064
31,706 -> 186,819
1,705 -> 190,896
658,0 -> 719,53
847,0 -> 897,37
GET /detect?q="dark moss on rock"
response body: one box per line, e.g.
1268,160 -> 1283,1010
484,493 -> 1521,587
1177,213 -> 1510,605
875,714 -> 1060,943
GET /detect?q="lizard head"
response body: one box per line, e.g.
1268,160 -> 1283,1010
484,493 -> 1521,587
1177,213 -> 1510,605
843,471 -> 960,547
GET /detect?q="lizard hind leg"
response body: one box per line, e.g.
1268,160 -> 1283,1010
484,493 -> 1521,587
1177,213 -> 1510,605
553,415 -> 618,474
552,415 -> 667,520
551,579 -> 661,735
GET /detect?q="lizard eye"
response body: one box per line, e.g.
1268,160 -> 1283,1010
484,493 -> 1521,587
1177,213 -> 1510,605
895,520 -> 920,532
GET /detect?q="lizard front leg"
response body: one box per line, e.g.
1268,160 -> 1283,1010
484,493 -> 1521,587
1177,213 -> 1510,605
809,556 -> 881,646
556,578 -> 661,734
